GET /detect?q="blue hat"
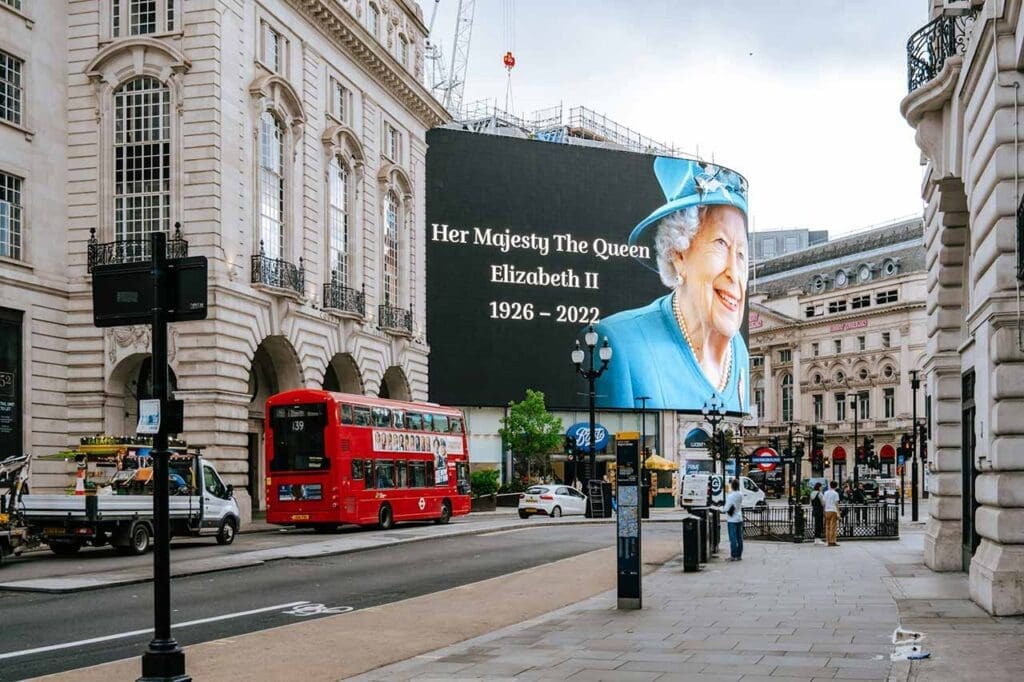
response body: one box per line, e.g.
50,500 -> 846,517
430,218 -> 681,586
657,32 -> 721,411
628,157 -> 749,246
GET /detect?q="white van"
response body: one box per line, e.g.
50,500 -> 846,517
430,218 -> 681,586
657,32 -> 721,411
679,473 -> 766,510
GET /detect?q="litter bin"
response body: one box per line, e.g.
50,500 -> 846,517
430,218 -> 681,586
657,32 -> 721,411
682,516 -> 702,572
689,507 -> 711,563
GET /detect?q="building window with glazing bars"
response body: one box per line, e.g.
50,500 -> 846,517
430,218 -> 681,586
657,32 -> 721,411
834,339 -> 842,354
858,391 -> 870,420
0,171 -> 22,260
258,111 -> 285,259
1,0 -> 24,11
876,289 -> 898,304
754,387 -> 764,420
383,189 -> 399,305
828,299 -> 847,314
369,3 -> 381,39
811,342 -> 819,357
781,374 -> 793,422
0,49 -> 23,126
835,392 -> 846,421
112,0 -> 176,37
851,294 -> 870,309
813,394 -> 824,422
884,387 -> 895,419
261,21 -> 284,73
331,78 -> 350,124
328,157 -> 349,286
384,123 -> 401,163
399,35 -> 409,67
882,331 -> 891,348
114,77 -> 171,249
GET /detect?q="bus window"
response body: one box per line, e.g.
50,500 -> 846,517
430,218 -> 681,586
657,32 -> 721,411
409,461 -> 425,487
269,403 -> 328,471
433,415 -> 449,433
450,417 -> 464,434
456,462 -> 470,494
423,413 -> 433,432
363,459 -> 374,488
372,407 -> 391,427
407,412 -> 422,430
397,461 -> 408,487
393,410 -> 405,429
376,461 -> 395,489
425,460 -> 434,486
351,458 -> 363,479
340,404 -> 354,425
354,406 -> 371,426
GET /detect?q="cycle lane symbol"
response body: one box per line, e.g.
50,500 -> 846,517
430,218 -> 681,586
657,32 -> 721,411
282,603 -> 355,617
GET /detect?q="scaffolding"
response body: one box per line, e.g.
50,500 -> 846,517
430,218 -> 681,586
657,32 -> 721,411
451,101 -> 698,160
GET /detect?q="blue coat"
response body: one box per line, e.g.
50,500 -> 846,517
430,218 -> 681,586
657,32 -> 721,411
593,294 -> 749,411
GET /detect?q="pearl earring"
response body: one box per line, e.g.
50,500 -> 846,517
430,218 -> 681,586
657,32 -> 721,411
674,274 -> 684,287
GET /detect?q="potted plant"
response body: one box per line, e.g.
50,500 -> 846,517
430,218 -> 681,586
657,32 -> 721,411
470,469 -> 500,512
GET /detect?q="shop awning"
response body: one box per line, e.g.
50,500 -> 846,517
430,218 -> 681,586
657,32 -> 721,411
644,454 -> 678,471
880,444 -> 896,461
832,446 -> 846,461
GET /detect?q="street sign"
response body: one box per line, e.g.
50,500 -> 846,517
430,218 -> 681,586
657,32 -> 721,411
897,455 -> 905,466
615,433 -> 641,610
92,256 -> 208,327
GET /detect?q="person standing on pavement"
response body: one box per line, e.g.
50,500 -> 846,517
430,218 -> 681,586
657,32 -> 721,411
810,482 -> 825,543
853,482 -> 866,523
725,478 -> 744,561
824,480 -> 841,546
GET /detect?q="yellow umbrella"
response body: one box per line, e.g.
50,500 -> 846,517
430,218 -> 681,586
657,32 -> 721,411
643,454 -> 678,471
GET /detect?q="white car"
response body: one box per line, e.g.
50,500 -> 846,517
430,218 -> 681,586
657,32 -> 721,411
518,485 -> 588,518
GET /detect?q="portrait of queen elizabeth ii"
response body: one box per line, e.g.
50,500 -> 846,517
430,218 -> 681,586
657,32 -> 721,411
594,156 -> 749,412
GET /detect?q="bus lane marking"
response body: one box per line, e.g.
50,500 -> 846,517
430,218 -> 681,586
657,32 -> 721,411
282,603 -> 355,617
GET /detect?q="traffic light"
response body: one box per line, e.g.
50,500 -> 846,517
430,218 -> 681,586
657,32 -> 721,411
770,436 -> 781,454
900,433 -> 911,460
565,434 -> 577,460
810,426 -> 824,455
863,435 -> 875,467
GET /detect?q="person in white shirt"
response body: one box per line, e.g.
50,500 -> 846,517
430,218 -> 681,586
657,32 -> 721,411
724,478 -> 744,561
823,480 -> 841,546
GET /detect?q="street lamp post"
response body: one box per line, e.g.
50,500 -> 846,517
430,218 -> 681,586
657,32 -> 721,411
910,370 -> 921,522
702,396 -> 727,504
850,394 -> 860,488
572,325 -> 612,491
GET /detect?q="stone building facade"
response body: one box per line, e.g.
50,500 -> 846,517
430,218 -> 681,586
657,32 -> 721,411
0,0 -> 447,519
900,0 -> 1024,615
746,219 -> 928,489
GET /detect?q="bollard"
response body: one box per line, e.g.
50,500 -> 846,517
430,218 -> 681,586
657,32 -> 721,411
793,505 -> 805,543
682,516 -> 702,572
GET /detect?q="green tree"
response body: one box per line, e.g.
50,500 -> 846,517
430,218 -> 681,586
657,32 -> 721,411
499,389 -> 564,481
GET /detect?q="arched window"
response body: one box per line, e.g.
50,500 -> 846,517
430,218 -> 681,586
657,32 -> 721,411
369,3 -> 381,39
383,189 -> 399,305
258,111 -> 285,259
399,35 -> 409,66
328,157 -> 349,286
114,76 -> 171,254
781,373 -> 793,422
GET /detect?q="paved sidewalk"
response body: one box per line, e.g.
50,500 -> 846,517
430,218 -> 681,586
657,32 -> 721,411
356,538 -> 899,681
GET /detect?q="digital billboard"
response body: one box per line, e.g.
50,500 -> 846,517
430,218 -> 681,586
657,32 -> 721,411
426,128 -> 749,412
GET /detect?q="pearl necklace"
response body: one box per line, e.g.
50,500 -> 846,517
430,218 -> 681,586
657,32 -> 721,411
673,292 -> 732,393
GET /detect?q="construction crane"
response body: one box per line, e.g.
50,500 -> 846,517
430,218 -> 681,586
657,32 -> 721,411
424,0 -> 476,116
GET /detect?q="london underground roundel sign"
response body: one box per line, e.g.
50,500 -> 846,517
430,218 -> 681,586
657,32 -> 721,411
750,446 -> 780,472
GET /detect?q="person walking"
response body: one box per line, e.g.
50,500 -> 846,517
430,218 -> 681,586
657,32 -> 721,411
853,482 -> 866,523
725,478 -> 744,561
810,482 -> 825,544
824,480 -> 841,546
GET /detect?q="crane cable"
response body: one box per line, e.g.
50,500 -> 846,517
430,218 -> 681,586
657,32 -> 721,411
502,0 -> 516,113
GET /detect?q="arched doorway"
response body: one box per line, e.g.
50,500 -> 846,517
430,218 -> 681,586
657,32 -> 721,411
379,366 -> 411,401
247,336 -> 303,511
106,354 -> 178,436
879,443 -> 896,478
323,353 -> 363,394
831,446 -> 847,484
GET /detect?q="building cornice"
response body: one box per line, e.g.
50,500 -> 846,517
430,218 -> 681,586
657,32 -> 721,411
287,0 -> 450,129
749,301 -> 927,342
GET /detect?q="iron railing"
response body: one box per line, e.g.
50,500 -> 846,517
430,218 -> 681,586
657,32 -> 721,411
906,11 -> 978,93
323,276 -> 365,316
87,224 -> 188,272
251,242 -> 304,295
744,503 -> 899,541
378,303 -> 413,334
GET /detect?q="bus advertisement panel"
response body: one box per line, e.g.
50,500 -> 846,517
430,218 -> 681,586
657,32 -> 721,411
264,389 -> 471,530
426,128 -> 750,413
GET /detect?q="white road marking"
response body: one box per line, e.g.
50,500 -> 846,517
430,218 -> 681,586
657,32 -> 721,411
479,527 -> 539,537
0,601 -> 310,661
282,603 -> 354,617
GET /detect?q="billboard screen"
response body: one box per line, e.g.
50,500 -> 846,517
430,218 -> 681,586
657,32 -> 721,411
425,129 -> 749,412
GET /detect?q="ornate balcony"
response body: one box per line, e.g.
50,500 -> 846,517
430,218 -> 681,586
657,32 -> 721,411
87,224 -> 188,272
906,11 -> 978,94
251,243 -> 304,295
323,274 -> 365,316
378,303 -> 413,335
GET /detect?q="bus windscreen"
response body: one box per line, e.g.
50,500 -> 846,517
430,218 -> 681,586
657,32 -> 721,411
270,403 -> 328,471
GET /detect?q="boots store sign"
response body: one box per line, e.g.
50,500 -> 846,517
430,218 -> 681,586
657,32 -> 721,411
567,423 -> 609,453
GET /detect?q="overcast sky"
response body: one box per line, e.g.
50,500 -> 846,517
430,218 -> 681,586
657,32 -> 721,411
421,0 -> 927,239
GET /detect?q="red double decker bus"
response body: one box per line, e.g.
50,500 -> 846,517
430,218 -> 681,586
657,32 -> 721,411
264,389 -> 471,530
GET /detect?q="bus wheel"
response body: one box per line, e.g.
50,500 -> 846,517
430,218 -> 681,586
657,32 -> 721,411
435,500 -> 452,525
378,504 -> 394,530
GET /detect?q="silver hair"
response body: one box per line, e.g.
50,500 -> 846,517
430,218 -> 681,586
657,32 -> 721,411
654,206 -> 708,288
